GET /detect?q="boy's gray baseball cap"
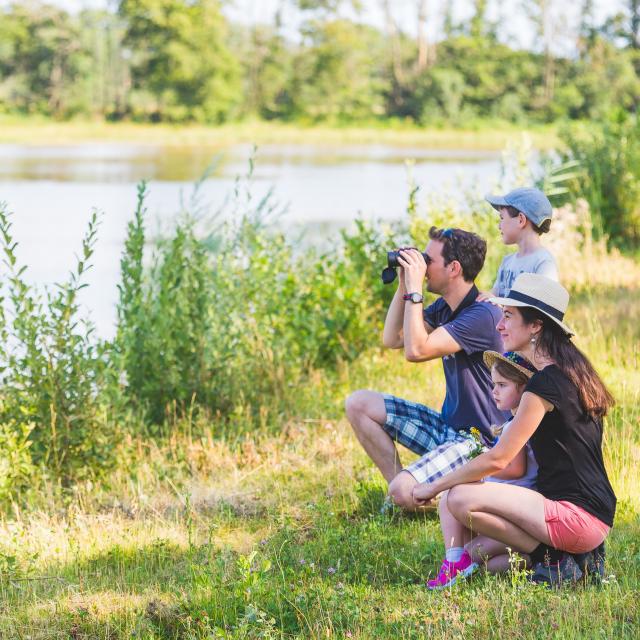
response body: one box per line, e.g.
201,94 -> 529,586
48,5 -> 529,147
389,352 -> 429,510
484,187 -> 553,227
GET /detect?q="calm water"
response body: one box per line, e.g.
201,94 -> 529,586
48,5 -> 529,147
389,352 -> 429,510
0,142 -> 501,337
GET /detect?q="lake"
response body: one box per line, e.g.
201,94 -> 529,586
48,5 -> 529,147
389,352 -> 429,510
0,142 -> 502,337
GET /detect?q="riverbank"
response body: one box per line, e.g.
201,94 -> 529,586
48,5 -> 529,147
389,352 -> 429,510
0,117 -> 559,150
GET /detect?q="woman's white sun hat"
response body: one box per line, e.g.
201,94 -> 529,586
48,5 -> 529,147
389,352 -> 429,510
489,272 -> 574,336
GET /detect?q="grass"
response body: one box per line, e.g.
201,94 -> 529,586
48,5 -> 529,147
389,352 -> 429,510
0,116 -> 559,150
0,286 -> 638,639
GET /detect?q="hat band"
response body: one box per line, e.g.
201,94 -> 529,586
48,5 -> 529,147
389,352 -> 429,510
507,290 -> 565,321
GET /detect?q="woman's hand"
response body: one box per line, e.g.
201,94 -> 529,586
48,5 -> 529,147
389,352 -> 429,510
398,249 -> 427,293
412,481 -> 437,506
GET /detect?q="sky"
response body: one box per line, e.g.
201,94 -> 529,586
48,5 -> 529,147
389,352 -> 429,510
13,0 -> 629,56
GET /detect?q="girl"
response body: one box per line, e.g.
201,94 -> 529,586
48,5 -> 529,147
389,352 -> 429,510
427,350 -> 538,589
413,273 -> 616,586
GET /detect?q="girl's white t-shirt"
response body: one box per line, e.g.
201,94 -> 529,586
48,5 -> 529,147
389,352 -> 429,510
486,418 -> 538,489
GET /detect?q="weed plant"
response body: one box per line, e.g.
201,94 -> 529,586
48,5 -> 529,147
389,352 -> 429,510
115,165 -> 397,433
0,205 -> 116,488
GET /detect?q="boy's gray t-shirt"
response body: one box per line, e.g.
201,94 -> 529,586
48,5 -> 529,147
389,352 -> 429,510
493,248 -> 558,297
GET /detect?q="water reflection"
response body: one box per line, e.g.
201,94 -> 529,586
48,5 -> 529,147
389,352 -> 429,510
0,143 -> 499,182
0,142 -> 502,337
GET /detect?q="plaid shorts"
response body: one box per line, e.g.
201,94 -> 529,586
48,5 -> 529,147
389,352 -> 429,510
382,394 -> 483,485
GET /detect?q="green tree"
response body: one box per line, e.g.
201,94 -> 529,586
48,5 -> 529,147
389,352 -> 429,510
289,19 -> 386,122
230,22 -> 294,120
118,0 -> 242,122
0,2 -> 89,117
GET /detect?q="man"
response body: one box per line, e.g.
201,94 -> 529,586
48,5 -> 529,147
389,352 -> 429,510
345,226 -> 506,510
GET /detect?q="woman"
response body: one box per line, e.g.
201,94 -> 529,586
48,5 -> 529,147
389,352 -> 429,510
412,273 -> 616,585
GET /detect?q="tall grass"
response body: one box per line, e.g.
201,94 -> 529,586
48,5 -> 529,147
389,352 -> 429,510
114,168 -> 397,431
560,112 -> 640,248
0,205 -> 116,488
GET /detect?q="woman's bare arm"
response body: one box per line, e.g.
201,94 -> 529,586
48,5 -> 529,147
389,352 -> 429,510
412,392 -> 549,505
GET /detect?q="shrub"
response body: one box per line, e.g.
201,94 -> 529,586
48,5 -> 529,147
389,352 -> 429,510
114,173 -> 398,431
0,204 -> 117,484
560,112 -> 640,248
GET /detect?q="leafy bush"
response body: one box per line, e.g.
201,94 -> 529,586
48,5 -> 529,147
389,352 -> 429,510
115,173 -> 398,431
560,112 -> 640,247
0,204 -> 117,484
0,421 -> 34,501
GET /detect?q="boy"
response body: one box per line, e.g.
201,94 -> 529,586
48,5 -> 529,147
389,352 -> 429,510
483,187 -> 558,297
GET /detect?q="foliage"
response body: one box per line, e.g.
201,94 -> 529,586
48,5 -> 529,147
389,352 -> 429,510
118,0 -> 242,122
0,204 -> 116,486
560,112 -> 640,247
1,1 -> 640,126
0,3 -> 90,117
287,19 -> 387,122
115,169 -> 397,429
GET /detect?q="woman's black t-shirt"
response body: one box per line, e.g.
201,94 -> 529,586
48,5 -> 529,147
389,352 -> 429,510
525,365 -> 616,527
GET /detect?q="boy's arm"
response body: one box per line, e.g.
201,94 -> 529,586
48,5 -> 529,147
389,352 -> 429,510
490,446 -> 527,480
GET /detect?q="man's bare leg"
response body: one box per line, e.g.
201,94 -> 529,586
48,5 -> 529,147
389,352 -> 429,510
344,389 -> 402,483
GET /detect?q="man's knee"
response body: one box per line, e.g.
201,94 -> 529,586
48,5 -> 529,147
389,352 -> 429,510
388,471 -> 418,510
344,390 -> 366,420
344,390 -> 385,426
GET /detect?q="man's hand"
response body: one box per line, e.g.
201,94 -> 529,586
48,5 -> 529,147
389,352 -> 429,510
412,481 -> 437,506
398,248 -> 427,293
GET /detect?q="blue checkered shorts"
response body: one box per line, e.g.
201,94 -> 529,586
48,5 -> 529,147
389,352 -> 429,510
382,394 -> 483,484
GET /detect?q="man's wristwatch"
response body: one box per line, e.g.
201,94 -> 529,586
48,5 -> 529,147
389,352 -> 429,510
403,292 -> 424,304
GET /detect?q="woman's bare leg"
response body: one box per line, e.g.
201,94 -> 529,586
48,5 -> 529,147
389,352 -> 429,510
448,482 -> 552,554
439,491 -> 475,550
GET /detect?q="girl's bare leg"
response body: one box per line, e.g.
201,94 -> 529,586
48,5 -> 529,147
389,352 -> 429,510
466,535 -> 531,574
439,491 -> 475,550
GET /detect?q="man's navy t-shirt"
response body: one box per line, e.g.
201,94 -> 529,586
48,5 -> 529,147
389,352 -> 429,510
423,288 -> 507,438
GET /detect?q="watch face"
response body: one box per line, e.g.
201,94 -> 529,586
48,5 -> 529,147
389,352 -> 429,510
410,293 -> 423,303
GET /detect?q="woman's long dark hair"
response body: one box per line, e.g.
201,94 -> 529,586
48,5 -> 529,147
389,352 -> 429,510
519,307 -> 615,419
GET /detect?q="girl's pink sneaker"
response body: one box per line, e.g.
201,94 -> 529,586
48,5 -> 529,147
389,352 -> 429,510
427,550 -> 478,589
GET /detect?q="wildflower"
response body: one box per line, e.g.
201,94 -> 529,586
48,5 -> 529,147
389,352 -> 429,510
328,566 -> 336,575
467,427 -> 486,459
299,558 -> 306,565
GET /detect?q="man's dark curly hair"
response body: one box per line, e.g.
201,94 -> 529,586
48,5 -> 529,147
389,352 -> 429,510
428,226 -> 487,282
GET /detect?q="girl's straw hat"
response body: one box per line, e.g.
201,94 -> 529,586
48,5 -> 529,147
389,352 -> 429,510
489,273 -> 574,336
483,350 -> 537,379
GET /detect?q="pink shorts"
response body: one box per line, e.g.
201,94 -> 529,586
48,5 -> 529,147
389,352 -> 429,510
544,499 -> 610,554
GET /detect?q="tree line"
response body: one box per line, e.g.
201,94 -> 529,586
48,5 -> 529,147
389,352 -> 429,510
1,0 -> 640,125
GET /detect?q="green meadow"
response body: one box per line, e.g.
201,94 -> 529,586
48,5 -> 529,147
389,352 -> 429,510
0,287 -> 638,639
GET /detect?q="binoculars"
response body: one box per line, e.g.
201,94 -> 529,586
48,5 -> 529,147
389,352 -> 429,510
381,248 -> 429,284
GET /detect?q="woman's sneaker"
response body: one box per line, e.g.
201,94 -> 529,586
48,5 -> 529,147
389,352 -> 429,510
573,542 -> 606,585
530,552 -> 583,588
427,550 -> 478,589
